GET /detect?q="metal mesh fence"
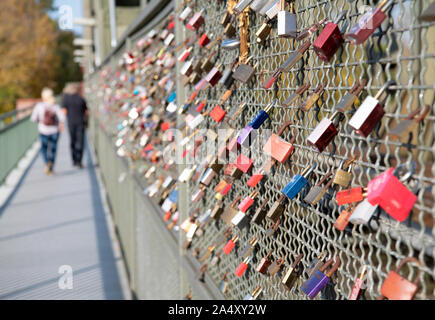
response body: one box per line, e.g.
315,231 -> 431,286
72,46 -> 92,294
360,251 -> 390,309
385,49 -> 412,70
86,0 -> 435,300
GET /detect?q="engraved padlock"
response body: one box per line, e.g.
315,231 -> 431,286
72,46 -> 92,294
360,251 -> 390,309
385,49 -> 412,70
301,256 -> 341,299
277,0 -> 297,38
348,80 -> 395,137
333,159 -> 354,187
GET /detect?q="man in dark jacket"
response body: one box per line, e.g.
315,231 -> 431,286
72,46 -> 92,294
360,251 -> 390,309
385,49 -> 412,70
62,83 -> 88,168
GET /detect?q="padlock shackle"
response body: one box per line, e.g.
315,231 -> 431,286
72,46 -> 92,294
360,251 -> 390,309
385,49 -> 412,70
264,99 -> 278,114
379,0 -> 394,12
319,256 -> 341,277
415,104 -> 430,122
276,120 -> 293,137
316,172 -> 333,187
231,195 -> 243,208
314,82 -> 327,94
395,257 -> 421,285
278,194 -> 286,203
301,162 -> 317,178
291,253 -> 304,268
404,106 -> 423,121
333,10 -> 348,24
394,161 -> 417,183
350,79 -> 368,96
374,80 -> 396,100
258,197 -> 269,211
295,83 -> 311,95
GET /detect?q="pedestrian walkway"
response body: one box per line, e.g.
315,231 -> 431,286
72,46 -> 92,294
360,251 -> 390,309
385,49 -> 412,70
0,132 -> 128,300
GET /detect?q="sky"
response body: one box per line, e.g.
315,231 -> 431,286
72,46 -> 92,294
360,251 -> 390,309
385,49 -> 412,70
49,0 -> 84,35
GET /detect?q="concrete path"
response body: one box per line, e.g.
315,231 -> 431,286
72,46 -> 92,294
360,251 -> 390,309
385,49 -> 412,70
0,131 -> 128,300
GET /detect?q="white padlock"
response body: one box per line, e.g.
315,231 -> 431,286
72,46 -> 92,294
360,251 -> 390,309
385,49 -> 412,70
348,198 -> 379,225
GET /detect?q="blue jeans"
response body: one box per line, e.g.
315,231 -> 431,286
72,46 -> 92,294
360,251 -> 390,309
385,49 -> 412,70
40,133 -> 59,166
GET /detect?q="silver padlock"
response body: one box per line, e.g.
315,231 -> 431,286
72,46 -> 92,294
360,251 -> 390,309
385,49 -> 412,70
277,0 -> 297,38
232,56 -> 258,84
234,0 -> 253,14
250,0 -> 273,13
265,0 -> 281,19
348,198 -> 379,225
164,33 -> 175,46
259,0 -> 278,15
231,211 -> 250,229
334,80 -> 367,112
200,168 -> 217,186
179,6 -> 192,21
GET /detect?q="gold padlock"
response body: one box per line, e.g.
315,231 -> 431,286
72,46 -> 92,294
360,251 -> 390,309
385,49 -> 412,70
333,159 -> 355,187
256,21 -> 272,43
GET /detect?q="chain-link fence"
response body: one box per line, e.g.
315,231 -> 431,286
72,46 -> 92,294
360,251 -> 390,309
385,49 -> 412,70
86,0 -> 435,300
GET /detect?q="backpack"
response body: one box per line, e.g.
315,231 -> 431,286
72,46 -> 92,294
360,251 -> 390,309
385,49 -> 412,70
42,106 -> 57,126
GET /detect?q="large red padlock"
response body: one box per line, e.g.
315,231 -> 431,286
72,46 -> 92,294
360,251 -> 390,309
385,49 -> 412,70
209,105 -> 226,122
313,11 -> 347,62
234,153 -> 253,173
263,121 -> 295,163
366,167 -> 417,222
378,257 -> 421,300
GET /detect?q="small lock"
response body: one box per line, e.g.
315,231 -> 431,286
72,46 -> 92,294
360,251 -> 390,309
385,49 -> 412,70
238,190 -> 259,213
221,10 -> 232,25
388,105 -> 430,140
256,251 -> 273,274
232,57 -> 258,84
251,198 -> 269,224
200,168 -> 217,186
231,210 -> 250,229
178,6 -> 193,21
333,205 -> 355,231
303,172 -> 333,205
300,82 -> 327,111
240,237 -> 258,259
345,0 -> 394,45
262,68 -> 282,89
379,257 -> 421,300
210,201 -> 224,220
256,21 -> 272,43
221,195 -> 242,225
349,265 -> 368,300
189,71 -> 201,84
178,47 -> 193,62
210,156 -> 224,173
333,159 -> 354,187
191,187 -> 205,202
348,80 -> 395,137
265,0 -> 281,19
263,121 -> 295,163
209,105 -> 226,122
282,162 -> 317,200
222,235 -> 239,254
237,125 -> 258,147
268,257 -> 285,276
204,66 -> 223,87
282,83 -> 311,107
348,198 -> 379,225
277,0 -> 297,38
336,186 -> 367,206
235,255 -> 253,277
243,286 -> 263,300
224,22 -> 237,38
201,51 -> 216,73
186,10 -> 205,31
219,273 -> 229,294
282,253 -> 304,290
249,100 -> 277,129
301,256 -> 341,299
198,33 -> 211,48
334,80 -> 367,112
234,153 -> 254,174
266,194 -> 286,222
234,0 -> 253,14
307,111 -> 340,152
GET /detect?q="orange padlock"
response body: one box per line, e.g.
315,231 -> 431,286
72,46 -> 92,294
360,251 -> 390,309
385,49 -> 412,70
378,257 -> 421,300
263,121 -> 296,163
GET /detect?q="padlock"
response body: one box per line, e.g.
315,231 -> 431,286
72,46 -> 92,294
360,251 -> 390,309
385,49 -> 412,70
229,164 -> 244,180
227,136 -> 241,154
191,187 -> 205,202
345,0 -> 394,45
349,265 -> 368,300
222,235 -> 239,254
210,201 -> 224,220
234,0 -> 253,14
281,40 -> 311,72
366,167 -> 417,222
249,100 -> 277,129
336,186 -> 367,206
209,105 -> 226,122
378,257 -> 421,300
200,168 -> 217,186
303,172 -> 333,205
219,58 -> 238,89
251,198 -> 269,224
215,181 -> 233,200
256,251 -> 273,274
268,257 -> 285,276
282,83 -> 311,107
224,21 -> 237,38
179,6 -> 192,21
282,253 -> 304,290
210,156 -> 224,173
240,237 -> 258,259
210,250 -> 222,267
263,121 -> 295,163
186,10 -> 205,31
266,194 -> 286,222
246,162 -> 272,188
204,65 -> 223,87
221,10 -> 232,25
313,11 -> 348,62
235,255 -> 253,277
200,244 -> 215,262
232,57 -> 258,84
389,105 -> 430,139
198,33 -> 210,48
234,153 -> 254,174
419,2 -> 435,22
301,256 -> 341,299
219,273 -> 229,294
277,0 -> 297,38
307,111 -> 340,152
221,195 -> 242,225
231,210 -> 251,229
333,159 -> 354,187
349,80 -> 395,137
348,198 -> 379,225
333,205 -> 355,231
300,82 -> 327,111
201,50 -> 216,73
262,68 -> 282,89
164,33 -> 175,46
189,71 -> 201,84
334,80 -> 367,112
180,60 -> 194,77
256,21 -> 272,43
305,251 -> 327,278
250,0 -> 272,12
282,162 -> 317,200
238,190 -> 259,213
243,286 -> 263,300
195,99 -> 207,112
221,38 -> 240,50
177,47 -> 193,62
265,0 -> 281,19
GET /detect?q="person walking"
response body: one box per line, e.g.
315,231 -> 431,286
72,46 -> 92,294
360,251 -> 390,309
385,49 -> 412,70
62,83 -> 88,168
31,88 -> 65,175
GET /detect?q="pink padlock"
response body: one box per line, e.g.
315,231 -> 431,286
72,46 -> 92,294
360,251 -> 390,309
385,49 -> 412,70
238,190 -> 259,213
366,167 -> 417,222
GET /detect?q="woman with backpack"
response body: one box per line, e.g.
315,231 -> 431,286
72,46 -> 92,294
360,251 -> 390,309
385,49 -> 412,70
30,88 -> 65,175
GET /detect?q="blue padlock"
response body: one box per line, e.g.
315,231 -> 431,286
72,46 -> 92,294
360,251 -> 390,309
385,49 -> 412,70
249,100 -> 276,129
169,189 -> 178,203
301,256 -> 341,299
168,91 -> 176,103
282,162 -> 317,199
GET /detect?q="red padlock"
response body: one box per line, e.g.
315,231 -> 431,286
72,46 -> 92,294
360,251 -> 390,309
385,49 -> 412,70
307,111 -> 340,152
238,190 -> 259,213
178,47 -> 193,62
336,186 -> 367,206
186,10 -> 205,31
205,66 -> 223,87
223,235 -> 238,254
246,160 -> 275,188
263,121 -> 295,163
366,167 -> 417,222
198,33 -> 210,48
196,99 -> 207,112
214,180 -> 227,193
234,154 -> 253,174
345,0 -> 393,45
313,11 -> 347,62
333,205 -> 355,231
209,105 -> 226,122
378,257 -> 421,300
235,256 -> 252,277
227,136 -> 240,153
